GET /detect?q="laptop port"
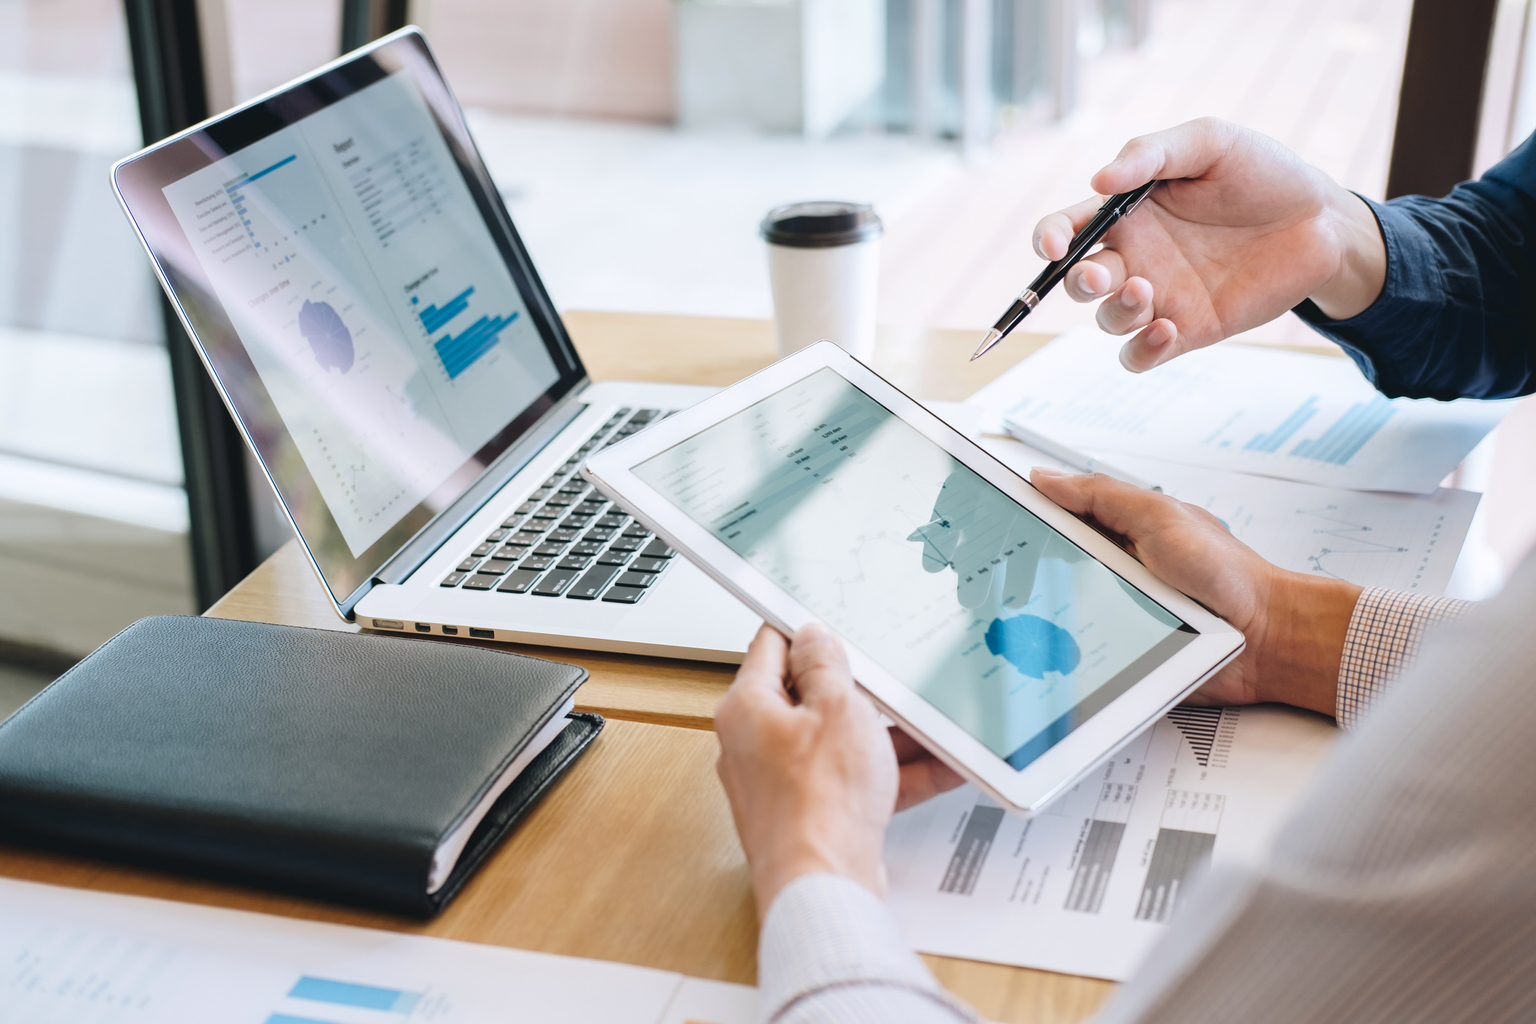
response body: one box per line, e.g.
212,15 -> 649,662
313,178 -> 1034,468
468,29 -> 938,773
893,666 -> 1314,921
372,618 -> 404,630
415,622 -> 432,632
441,625 -> 459,635
468,628 -> 495,639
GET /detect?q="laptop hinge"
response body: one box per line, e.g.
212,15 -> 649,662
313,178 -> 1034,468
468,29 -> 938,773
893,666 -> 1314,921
370,380 -> 592,588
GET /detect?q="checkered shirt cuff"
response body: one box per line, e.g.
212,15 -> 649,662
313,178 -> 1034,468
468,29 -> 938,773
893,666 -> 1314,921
1337,587 -> 1473,728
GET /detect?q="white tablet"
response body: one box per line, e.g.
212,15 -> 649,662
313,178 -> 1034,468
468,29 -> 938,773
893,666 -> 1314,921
583,343 -> 1244,811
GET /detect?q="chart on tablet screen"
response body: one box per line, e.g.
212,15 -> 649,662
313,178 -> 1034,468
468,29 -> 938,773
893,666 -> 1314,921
637,367 -> 1196,768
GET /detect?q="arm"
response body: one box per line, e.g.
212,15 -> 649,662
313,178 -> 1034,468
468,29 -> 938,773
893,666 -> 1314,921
1293,134 -> 1536,399
1036,119 -> 1536,399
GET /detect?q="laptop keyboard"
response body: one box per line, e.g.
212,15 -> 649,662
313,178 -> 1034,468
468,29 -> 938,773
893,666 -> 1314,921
438,407 -> 678,604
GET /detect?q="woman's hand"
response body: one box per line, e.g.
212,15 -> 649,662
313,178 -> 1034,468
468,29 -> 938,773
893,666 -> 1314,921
1034,117 -> 1387,371
1029,468 -> 1361,713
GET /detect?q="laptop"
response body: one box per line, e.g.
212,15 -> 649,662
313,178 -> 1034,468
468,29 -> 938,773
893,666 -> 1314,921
112,28 -> 759,662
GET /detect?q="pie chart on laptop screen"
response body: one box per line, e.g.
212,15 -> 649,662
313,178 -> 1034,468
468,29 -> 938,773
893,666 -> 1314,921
299,299 -> 354,374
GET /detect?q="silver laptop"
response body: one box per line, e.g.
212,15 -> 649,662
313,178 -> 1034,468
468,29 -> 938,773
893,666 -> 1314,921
112,28 -> 758,662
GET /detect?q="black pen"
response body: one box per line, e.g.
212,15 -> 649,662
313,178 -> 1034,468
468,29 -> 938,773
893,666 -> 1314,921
971,180 -> 1159,361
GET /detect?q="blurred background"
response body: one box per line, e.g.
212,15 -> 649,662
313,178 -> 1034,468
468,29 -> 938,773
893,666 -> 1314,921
1,0 -> 1533,708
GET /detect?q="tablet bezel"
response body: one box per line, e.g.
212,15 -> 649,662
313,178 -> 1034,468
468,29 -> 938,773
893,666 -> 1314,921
583,342 -> 1245,812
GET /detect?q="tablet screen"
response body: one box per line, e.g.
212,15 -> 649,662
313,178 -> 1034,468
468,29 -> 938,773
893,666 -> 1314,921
635,367 -> 1196,770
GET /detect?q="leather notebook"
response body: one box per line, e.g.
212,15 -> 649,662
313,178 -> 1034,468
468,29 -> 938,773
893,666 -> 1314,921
0,615 -> 602,916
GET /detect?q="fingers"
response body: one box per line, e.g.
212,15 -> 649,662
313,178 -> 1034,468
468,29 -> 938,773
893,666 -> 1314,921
897,757 -> 966,812
1097,278 -> 1157,337
1034,197 -> 1103,260
786,622 -> 856,709
1090,117 -> 1238,195
727,624 -> 793,708
1063,249 -> 1126,302
1119,318 -> 1179,370
1029,467 -> 1182,542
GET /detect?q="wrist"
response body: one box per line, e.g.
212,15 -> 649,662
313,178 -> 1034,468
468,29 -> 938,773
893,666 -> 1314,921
750,839 -> 885,921
1249,570 -> 1362,717
1308,188 -> 1387,320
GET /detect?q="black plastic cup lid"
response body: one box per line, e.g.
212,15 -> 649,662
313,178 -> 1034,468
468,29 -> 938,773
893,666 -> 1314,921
760,201 -> 883,248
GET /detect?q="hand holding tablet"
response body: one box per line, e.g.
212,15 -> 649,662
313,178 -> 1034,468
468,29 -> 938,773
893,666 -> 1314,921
584,343 -> 1243,812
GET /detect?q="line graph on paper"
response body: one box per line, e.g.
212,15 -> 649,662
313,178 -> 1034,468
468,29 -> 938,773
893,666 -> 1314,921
1057,455 -> 1484,596
1298,504 -> 1413,580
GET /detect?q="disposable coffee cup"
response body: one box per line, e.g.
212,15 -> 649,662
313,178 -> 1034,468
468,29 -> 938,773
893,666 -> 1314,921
761,201 -> 883,361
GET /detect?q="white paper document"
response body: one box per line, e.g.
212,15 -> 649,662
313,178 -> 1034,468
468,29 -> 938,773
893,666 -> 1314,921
967,328 -> 1515,494
0,878 -> 754,1024
977,436 -> 1479,595
885,704 -> 1337,981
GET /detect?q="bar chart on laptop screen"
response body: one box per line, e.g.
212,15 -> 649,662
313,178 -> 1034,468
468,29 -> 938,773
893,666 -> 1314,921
409,284 -> 522,380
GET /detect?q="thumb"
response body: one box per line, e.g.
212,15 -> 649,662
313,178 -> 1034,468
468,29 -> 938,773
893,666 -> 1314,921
1091,117 -> 1238,195
1030,467 -> 1172,542
787,622 -> 856,708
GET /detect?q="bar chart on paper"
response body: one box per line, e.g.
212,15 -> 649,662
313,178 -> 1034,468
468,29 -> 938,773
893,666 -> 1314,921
884,704 -> 1335,981
969,328 -> 1516,493
0,878 -> 755,1024
267,976 -> 440,1023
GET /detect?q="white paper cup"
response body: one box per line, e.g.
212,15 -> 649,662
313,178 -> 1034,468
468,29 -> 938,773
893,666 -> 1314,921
761,201 -> 883,361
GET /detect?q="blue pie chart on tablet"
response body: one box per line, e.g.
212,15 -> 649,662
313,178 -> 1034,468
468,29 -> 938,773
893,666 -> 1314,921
985,614 -> 1081,678
299,299 -> 354,373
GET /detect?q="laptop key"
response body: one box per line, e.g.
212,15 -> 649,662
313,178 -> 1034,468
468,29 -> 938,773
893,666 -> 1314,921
609,537 -> 642,553
533,541 -> 566,557
558,480 -> 587,495
548,528 -> 580,543
583,527 -> 615,543
597,514 -> 627,529
544,493 -> 575,507
456,557 -> 481,573
629,556 -> 668,574
630,409 -> 660,423
479,558 -> 516,575
532,568 -> 579,596
615,571 -> 657,589
500,515 -> 525,530
519,554 -> 556,571
497,544 -> 530,559
485,528 -> 510,543
471,542 -> 496,557
571,540 -> 604,556
529,488 -> 552,501
515,500 -> 540,515
440,571 -> 469,587
496,569 -> 541,594
462,573 -> 501,591
596,549 -> 632,567
567,564 -> 620,599
503,531 -> 543,547
601,585 -> 645,604
641,539 -> 677,559
622,523 -> 652,538
557,554 -> 592,571
543,475 -> 563,488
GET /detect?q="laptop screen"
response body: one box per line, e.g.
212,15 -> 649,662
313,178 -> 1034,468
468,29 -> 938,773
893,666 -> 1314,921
113,32 -> 586,608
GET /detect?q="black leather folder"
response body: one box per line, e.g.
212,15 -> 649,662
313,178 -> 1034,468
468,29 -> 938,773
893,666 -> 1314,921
0,615 -> 602,916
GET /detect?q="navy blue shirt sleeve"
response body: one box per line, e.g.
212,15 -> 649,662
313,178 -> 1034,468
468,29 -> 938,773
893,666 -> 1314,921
1292,132 -> 1536,401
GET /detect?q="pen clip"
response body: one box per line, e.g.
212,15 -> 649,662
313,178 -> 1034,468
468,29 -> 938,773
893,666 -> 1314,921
1122,183 -> 1156,219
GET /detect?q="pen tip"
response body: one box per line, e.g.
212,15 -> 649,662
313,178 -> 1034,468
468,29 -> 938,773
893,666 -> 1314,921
971,328 -> 1002,362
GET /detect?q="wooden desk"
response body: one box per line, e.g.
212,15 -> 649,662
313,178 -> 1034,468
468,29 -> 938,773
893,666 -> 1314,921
3,313 -> 1112,1023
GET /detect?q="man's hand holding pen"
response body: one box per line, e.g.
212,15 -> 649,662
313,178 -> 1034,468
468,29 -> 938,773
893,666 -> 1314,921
978,117 -> 1389,372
